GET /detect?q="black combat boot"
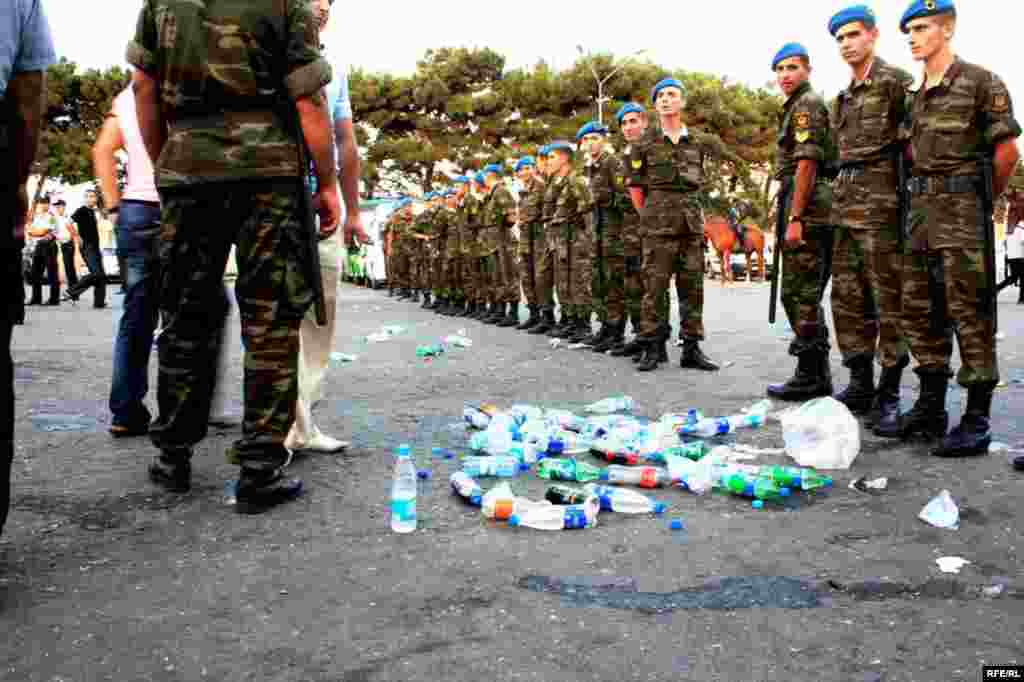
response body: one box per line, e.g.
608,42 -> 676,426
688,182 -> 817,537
410,289 -> 421,303
482,302 -> 502,324
580,321 -> 607,347
461,301 -> 477,318
148,449 -> 192,493
834,354 -> 876,414
234,467 -> 304,515
636,339 -> 668,372
497,303 -> 520,327
553,315 -> 577,339
592,323 -> 625,353
470,302 -> 489,320
612,336 -> 645,358
387,286 -> 395,297
517,305 -> 541,330
899,369 -> 950,441
932,382 -> 995,458
679,339 -> 720,371
396,288 -> 409,300
420,292 -> 433,309
569,316 -> 594,343
529,309 -> 557,335
766,349 -> 833,401
872,357 -> 909,438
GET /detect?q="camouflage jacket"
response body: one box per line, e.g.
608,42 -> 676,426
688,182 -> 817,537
441,207 -> 460,257
480,184 -> 514,255
459,193 -> 483,257
127,0 -> 331,188
542,175 -> 564,251
628,127 -> 705,194
774,81 -> 834,227
551,172 -> 592,249
830,57 -> 914,231
517,174 -> 546,251
586,147 -> 628,243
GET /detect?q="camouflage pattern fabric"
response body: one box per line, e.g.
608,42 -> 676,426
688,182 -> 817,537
536,176 -> 563,313
150,181 -> 308,470
517,175 -> 546,305
829,57 -> 913,370
127,0 -> 331,189
901,58 -> 1020,387
781,223 -> 834,356
638,233 -> 705,341
773,81 -> 835,227
411,206 -> 435,291
585,148 -> 627,324
431,207 -> 449,298
481,184 -> 516,303
551,172 -> 592,317
440,206 -> 460,300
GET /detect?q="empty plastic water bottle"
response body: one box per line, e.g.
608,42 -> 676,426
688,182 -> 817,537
508,494 -> 600,530
584,395 -> 635,415
468,426 -> 514,455
547,430 -> 593,456
591,446 -> 644,466
666,454 -> 716,495
544,484 -> 589,505
391,445 -> 418,533
462,455 -> 524,478
463,405 -> 492,430
416,344 -> 445,357
481,482 -> 552,521
546,410 -> 587,433
677,400 -> 771,438
646,441 -> 710,464
536,458 -> 603,483
583,483 -> 667,514
449,471 -> 483,506
599,465 -> 672,489
443,335 -> 473,348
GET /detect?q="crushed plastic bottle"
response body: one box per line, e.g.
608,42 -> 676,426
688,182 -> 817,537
646,441 -> 710,464
678,400 -> 771,438
599,465 -> 672,489
449,471 -> 482,506
545,410 -> 587,433
544,484 -> 590,505
718,471 -> 790,501
329,352 -> 358,366
583,483 -> 666,514
545,430 -> 593,456
462,455 -> 525,478
508,494 -> 600,530
416,344 -> 445,357
536,458 -> 603,483
481,482 -> 552,521
443,335 -> 473,348
584,396 -> 635,415
666,454 -> 716,495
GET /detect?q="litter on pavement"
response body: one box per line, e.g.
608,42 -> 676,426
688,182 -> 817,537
918,490 -> 959,530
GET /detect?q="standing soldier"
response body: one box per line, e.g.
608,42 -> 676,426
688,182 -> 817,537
548,141 -> 593,340
827,6 -> 914,436
628,79 -> 719,372
480,164 -> 518,326
579,121 -> 628,351
529,146 -> 562,335
393,199 -> 414,299
411,193 -> 436,307
898,0 -> 1020,457
467,173 -> 488,319
437,188 -> 460,314
451,176 -> 474,317
611,103 -> 652,357
382,208 -> 394,296
766,44 -> 836,397
514,156 -> 545,330
128,0 -> 340,511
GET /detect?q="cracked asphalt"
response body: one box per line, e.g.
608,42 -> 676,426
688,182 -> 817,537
1,278 -> 1023,681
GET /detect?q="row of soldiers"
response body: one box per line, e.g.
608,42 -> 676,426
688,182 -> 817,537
382,0 -> 1021,463
381,99 -> 719,374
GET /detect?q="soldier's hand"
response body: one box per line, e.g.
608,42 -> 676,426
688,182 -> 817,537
343,210 -> 370,246
316,185 -> 341,238
785,220 -> 805,249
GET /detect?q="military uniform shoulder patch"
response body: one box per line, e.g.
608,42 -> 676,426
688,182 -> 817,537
994,93 -> 1009,113
794,112 -> 810,129
795,130 -> 810,143
631,159 -> 642,170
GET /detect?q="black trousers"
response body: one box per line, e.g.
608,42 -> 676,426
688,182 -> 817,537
1,247 -> 19,538
996,258 -> 1024,301
60,240 -> 78,288
29,239 -> 59,303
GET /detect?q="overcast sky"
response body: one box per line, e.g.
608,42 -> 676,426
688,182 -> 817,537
46,1 -> 1021,106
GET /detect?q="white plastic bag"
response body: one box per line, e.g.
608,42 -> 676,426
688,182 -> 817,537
781,397 -> 861,470
919,490 -> 959,529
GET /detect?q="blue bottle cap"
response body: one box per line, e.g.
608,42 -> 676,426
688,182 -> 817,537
653,502 -> 667,515
417,469 -> 431,479
599,470 -> 609,481
432,446 -> 442,454
669,518 -> 684,530
519,462 -> 530,472
548,440 -> 564,455
507,514 -> 521,527
397,444 -> 411,457
469,494 -> 482,506
780,487 -> 791,497
752,500 -> 765,510
444,451 -> 454,459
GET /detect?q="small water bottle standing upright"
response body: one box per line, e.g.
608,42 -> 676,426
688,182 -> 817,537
391,444 -> 418,533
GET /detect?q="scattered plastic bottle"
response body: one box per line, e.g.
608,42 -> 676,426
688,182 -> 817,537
667,454 -> 716,495
416,344 -> 445,357
584,396 -> 635,415
481,482 -> 552,521
599,465 -> 672,489
443,335 -> 473,348
508,494 -> 600,530
391,445 -> 418,533
536,458 -> 603,483
583,483 -> 666,514
719,471 -> 790,501
757,465 -> 833,491
329,352 -> 358,367
449,471 -> 482,506
677,400 -> 771,438
592,447 -> 644,466
468,427 -> 514,455
546,430 -> 593,456
463,405 -> 492,430
646,441 -> 710,464
544,484 -> 589,505
462,455 -> 525,478
545,410 -> 587,433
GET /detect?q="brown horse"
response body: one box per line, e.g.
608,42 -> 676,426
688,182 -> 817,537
704,216 -> 767,285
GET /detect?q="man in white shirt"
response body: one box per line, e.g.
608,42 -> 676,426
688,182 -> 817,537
998,222 -> 1024,304
26,195 -> 59,305
51,198 -> 78,290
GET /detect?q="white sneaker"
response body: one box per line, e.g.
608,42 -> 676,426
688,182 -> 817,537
290,432 -> 349,454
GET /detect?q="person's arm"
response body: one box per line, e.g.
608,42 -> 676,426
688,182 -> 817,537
93,114 -> 125,211
785,159 -> 818,247
132,69 -> 165,165
335,115 -> 368,244
6,71 -> 48,240
993,139 -> 1020,198
296,93 -> 340,234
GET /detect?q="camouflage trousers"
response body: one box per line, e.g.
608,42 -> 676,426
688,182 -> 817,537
391,248 -> 409,289
412,244 -> 430,291
480,247 -> 517,304
436,252 -> 462,300
518,224 -> 540,306
781,223 -> 834,356
902,246 -> 998,387
462,254 -> 478,303
601,236 -> 626,325
639,233 -> 705,341
535,248 -> 557,312
572,226 -> 593,318
152,180 -> 311,471
831,226 -> 908,369
624,244 -> 644,330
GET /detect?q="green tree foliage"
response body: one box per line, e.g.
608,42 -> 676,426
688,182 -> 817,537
36,59 -> 129,202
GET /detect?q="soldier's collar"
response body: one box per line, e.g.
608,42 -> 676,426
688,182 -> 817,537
784,81 -> 812,108
848,57 -> 881,90
917,54 -> 962,92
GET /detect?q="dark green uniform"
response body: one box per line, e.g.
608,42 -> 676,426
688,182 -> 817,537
585,147 -> 627,328
127,0 -> 330,474
537,175 -> 563,321
552,172 -> 592,320
517,174 -> 546,307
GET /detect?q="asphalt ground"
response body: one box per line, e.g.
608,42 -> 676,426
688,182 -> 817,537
1,278 -> 1023,682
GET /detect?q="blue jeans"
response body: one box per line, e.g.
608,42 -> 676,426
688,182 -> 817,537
109,201 -> 161,427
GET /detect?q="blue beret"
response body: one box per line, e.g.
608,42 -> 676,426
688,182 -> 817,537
772,42 -> 809,70
443,189 -> 455,197
483,163 -> 503,176
474,172 -> 486,185
575,121 -> 608,142
514,156 -> 536,172
651,78 -> 685,104
547,141 -> 575,155
900,0 -> 955,33
616,102 -> 645,124
829,5 -> 876,36
538,145 -> 551,157
452,175 -> 470,185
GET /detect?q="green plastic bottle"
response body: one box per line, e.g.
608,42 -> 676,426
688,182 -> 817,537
544,485 -> 589,505
536,458 -> 603,483
719,472 -> 789,501
760,465 -> 833,491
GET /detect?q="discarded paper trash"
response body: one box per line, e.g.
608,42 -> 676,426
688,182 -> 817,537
849,476 -> 888,493
936,557 -> 970,574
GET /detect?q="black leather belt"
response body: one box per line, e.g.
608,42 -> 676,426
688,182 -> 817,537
907,175 -> 978,195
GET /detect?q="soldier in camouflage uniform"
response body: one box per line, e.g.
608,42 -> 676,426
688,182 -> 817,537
128,0 -> 339,512
765,44 -> 836,399
437,188 -> 460,314
529,146 -> 562,335
465,173 -> 487,319
479,164 -> 519,326
611,103 -> 654,357
827,6 -> 915,436
450,176 -> 475,317
628,79 -> 719,372
381,211 -> 394,296
898,0 -> 1021,457
410,194 -> 437,306
392,200 -> 414,299
514,156 -> 545,330
548,141 -> 593,340
578,121 -> 628,351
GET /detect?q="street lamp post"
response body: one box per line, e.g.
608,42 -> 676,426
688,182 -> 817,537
576,46 -> 648,125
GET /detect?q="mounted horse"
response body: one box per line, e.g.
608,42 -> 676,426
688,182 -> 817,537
703,214 -> 767,285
